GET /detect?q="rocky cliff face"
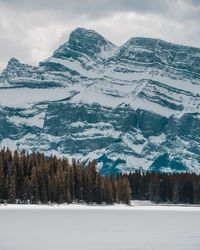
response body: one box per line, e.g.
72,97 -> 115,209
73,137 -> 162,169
0,27 -> 200,175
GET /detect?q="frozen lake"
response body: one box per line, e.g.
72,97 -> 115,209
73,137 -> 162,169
0,203 -> 200,250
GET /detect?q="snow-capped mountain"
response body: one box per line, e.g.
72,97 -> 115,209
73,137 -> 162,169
0,27 -> 200,175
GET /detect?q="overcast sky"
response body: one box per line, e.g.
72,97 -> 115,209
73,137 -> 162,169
0,0 -> 200,72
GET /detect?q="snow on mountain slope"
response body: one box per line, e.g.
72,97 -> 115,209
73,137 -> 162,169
0,27 -> 200,174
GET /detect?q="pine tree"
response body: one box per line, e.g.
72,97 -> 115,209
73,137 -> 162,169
31,167 -> 40,203
94,173 -> 103,204
113,179 -> 119,203
104,177 -> 114,204
69,162 -> 75,202
74,164 -> 83,202
0,159 -> 6,202
22,176 -> 31,203
85,161 -> 97,203
66,189 -> 72,204
2,147 -> 200,205
8,174 -> 16,204
118,177 -> 131,205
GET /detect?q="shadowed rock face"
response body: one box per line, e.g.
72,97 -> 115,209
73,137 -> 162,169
114,37 -> 200,74
56,28 -> 114,59
0,28 -> 200,175
52,28 -> 116,69
43,103 -> 168,137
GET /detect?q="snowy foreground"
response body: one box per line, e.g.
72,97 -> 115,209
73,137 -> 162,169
0,201 -> 200,250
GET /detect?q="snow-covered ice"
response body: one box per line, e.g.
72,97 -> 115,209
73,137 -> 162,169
0,202 -> 200,250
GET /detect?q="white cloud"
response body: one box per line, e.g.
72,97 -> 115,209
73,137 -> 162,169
0,0 -> 199,72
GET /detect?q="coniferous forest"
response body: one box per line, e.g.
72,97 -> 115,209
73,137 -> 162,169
0,148 -> 131,204
0,148 -> 200,205
128,171 -> 200,204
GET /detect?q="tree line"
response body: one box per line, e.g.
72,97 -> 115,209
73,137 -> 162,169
0,148 -> 200,205
0,148 -> 131,204
128,171 -> 200,204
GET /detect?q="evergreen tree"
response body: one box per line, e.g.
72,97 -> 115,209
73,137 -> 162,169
66,189 -> 72,204
118,176 -> 131,205
104,177 -> 114,204
8,173 -> 16,204
0,159 -> 6,202
31,167 -> 40,203
94,173 -> 103,204
1,147 -> 200,205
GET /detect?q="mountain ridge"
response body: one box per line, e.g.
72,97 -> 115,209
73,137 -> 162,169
0,27 -> 200,175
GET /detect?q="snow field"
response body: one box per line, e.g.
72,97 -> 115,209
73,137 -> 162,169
0,203 -> 200,250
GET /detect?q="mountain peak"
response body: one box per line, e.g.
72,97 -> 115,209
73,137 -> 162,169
70,27 -> 99,37
0,28 -> 200,175
52,27 -> 116,61
124,36 -> 200,53
68,27 -> 116,55
69,27 -> 108,45
2,58 -> 21,73
7,57 -> 20,66
123,37 -> 160,51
